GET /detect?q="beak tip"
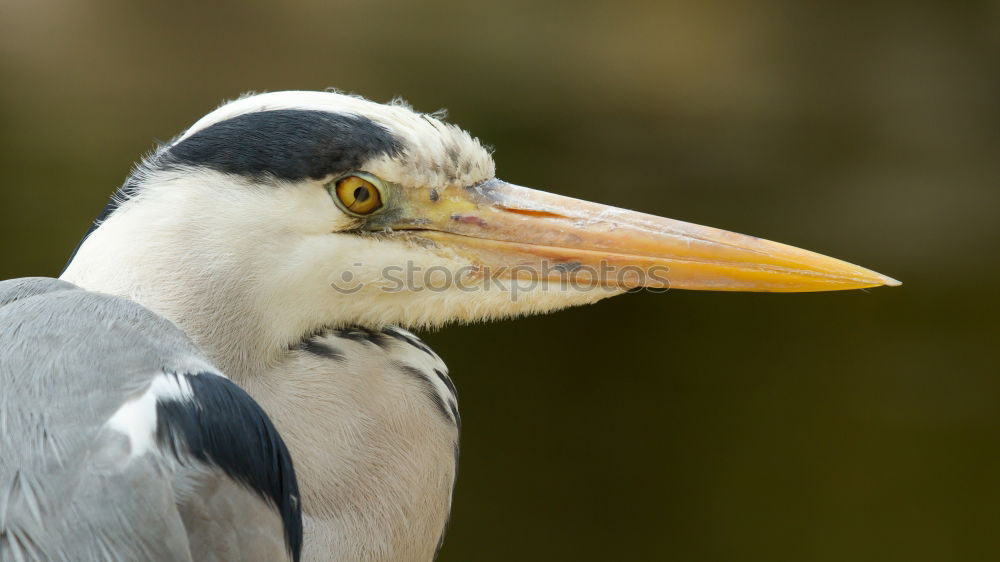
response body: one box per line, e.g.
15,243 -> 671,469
879,274 -> 902,287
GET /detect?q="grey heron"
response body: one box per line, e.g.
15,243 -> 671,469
1,91 -> 899,561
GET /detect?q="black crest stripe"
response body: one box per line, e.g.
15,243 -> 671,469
155,372 -> 303,561
163,109 -> 403,180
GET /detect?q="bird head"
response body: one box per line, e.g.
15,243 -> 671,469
62,90 -> 898,349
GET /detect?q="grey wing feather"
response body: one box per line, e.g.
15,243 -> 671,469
0,278 -> 301,562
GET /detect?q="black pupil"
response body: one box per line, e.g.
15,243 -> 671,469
353,185 -> 370,202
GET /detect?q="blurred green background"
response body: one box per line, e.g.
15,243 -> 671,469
1,1 -> 997,560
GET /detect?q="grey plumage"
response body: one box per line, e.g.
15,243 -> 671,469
0,278 -> 301,561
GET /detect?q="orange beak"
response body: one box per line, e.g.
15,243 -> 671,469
373,179 -> 900,292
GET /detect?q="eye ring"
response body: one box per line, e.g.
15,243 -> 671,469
330,172 -> 386,216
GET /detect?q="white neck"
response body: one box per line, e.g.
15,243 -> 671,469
63,170 -> 617,380
62,171 -> 349,379
61,171 -> 462,561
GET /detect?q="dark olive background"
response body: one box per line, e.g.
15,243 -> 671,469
2,1 -> 997,560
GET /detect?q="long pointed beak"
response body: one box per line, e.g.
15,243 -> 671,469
372,179 -> 900,292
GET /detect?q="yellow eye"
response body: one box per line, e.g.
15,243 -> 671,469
334,175 -> 384,215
